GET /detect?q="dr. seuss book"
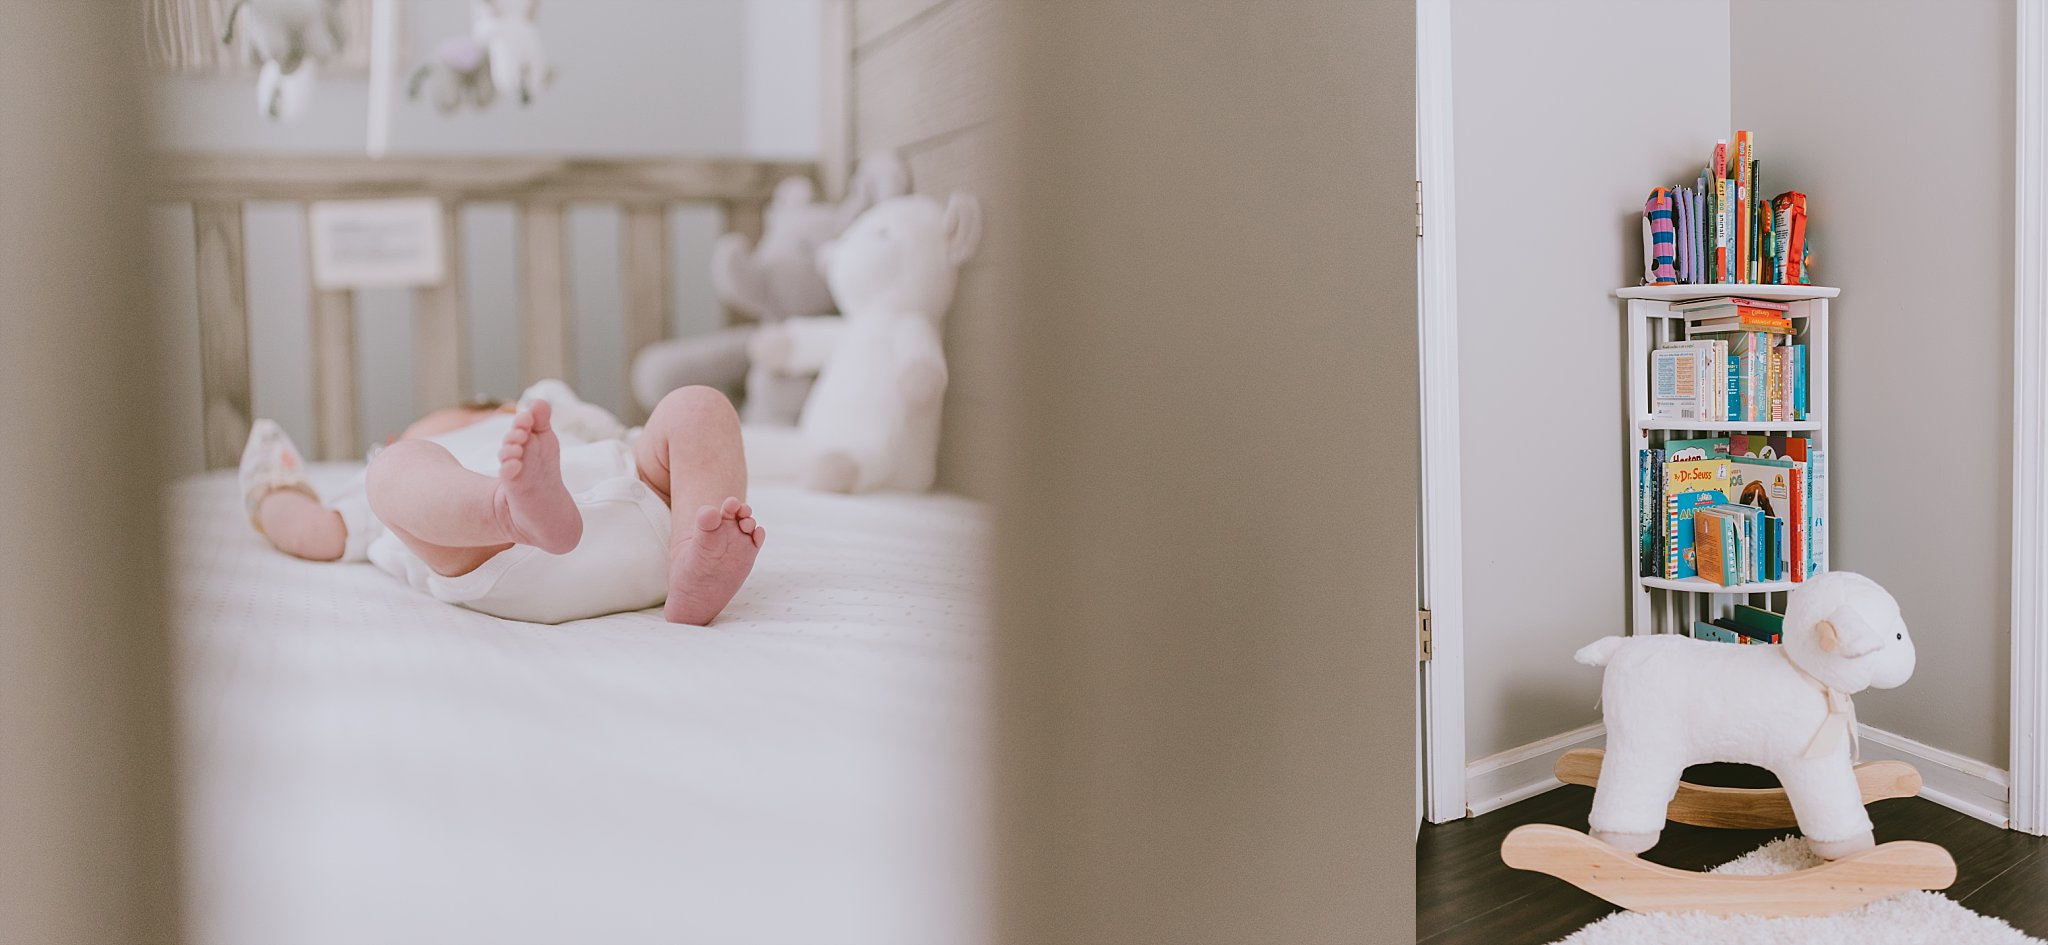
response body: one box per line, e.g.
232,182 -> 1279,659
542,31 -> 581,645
1664,457 -> 1733,580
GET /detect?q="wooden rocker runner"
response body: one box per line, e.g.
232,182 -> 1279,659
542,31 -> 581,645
1500,748 -> 1958,918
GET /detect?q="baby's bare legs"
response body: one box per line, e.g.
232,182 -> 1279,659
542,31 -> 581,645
366,401 -> 583,577
631,386 -> 764,625
257,490 -> 346,561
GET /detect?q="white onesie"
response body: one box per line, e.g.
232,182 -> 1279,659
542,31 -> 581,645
324,387 -> 672,624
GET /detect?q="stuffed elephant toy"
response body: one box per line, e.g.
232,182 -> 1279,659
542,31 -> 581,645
1576,571 -> 1916,860
629,152 -> 910,425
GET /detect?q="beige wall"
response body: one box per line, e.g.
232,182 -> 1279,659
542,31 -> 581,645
2,3 -> 183,942
1731,0 -> 2016,766
1452,0 -> 1732,760
847,0 -> 1003,497
994,3 -> 1418,942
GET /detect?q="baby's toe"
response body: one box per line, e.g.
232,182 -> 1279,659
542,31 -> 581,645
719,496 -> 743,518
748,524 -> 765,548
737,516 -> 756,534
694,504 -> 723,532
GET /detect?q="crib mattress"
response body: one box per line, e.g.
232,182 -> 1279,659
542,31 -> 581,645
173,465 -> 991,945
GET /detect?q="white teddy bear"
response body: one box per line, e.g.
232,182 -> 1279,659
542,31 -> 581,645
742,191 -> 983,493
1576,571 -> 1916,860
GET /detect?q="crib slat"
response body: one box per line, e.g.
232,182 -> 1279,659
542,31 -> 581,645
520,201 -> 571,385
412,203 -> 468,411
622,204 -> 670,418
308,286 -> 359,461
193,201 -> 252,469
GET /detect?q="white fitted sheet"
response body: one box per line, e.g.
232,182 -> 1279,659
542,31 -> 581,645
174,465 -> 991,945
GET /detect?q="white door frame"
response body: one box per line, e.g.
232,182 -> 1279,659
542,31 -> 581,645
2011,0 -> 2048,837
1416,0 -> 1468,824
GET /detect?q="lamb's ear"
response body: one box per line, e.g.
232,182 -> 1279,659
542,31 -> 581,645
944,193 -> 983,266
1818,614 -> 1887,658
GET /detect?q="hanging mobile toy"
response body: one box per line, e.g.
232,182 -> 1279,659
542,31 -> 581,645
408,34 -> 496,114
473,0 -> 551,106
221,0 -> 349,121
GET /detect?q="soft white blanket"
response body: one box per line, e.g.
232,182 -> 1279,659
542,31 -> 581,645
174,465 -> 991,945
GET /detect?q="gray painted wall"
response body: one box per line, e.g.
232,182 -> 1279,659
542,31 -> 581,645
151,0 -> 820,472
1452,0 -> 1732,761
1731,0 -> 2015,767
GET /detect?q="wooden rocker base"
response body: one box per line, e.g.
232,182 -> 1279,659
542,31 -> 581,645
1499,749 -> 1955,917
1554,748 -> 1924,829
1501,824 -> 1956,917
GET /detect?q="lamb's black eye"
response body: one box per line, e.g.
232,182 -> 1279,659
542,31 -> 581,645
1896,633 -> 1903,640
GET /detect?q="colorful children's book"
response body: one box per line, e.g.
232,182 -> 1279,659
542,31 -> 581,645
1773,192 -> 1808,285
1714,176 -> 1730,282
1664,458 -> 1733,579
1726,604 -> 1784,643
1727,432 -> 1808,462
1651,347 -> 1708,420
1810,447 -> 1828,573
1639,448 -> 1660,577
1789,344 -> 1807,419
1695,508 -> 1735,585
1736,131 -> 1752,281
1663,436 -> 1730,461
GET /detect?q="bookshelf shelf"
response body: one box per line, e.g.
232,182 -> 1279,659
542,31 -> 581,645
1639,575 -> 1797,595
1635,417 -> 1822,433
1616,284 -> 1840,303
1621,286 -> 1834,636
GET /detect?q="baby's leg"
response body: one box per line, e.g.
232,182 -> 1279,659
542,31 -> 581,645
256,490 -> 346,561
632,386 -> 764,625
366,401 -> 583,577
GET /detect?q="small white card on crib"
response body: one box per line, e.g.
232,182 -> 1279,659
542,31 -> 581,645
307,198 -> 447,289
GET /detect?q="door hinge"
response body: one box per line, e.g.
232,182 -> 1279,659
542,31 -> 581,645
1418,608 -> 1433,662
1415,180 -> 1424,238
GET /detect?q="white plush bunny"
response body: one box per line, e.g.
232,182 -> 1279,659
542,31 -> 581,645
743,192 -> 983,493
473,0 -> 549,106
1577,571 -> 1916,859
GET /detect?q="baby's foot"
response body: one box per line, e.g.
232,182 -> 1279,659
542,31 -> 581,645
239,418 -> 317,530
664,496 -> 765,625
492,401 -> 583,554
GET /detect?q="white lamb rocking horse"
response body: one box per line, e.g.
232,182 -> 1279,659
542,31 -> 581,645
1501,572 -> 1958,917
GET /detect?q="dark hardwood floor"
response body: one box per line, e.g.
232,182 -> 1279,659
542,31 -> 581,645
1418,766 -> 2048,944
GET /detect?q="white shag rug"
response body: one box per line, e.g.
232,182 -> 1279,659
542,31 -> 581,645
1550,835 -> 2047,945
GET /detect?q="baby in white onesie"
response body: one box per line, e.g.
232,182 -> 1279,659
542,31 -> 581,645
239,381 -> 764,625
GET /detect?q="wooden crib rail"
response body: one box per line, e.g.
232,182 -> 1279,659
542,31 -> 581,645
151,153 -> 817,468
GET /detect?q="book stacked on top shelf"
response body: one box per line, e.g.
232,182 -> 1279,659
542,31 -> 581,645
1637,435 -> 1826,586
1650,296 -> 1808,423
1641,129 -> 1812,287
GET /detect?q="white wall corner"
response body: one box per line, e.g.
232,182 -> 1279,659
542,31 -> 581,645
1860,724 -> 2012,829
1416,0 -> 1469,825
2011,0 -> 2048,838
1464,723 -> 1604,818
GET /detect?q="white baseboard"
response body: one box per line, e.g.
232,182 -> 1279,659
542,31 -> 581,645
1464,722 -> 1604,817
1858,724 -> 2011,829
1461,721 -> 2011,829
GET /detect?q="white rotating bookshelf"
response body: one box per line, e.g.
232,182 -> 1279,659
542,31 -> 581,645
1618,283 -> 1838,636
